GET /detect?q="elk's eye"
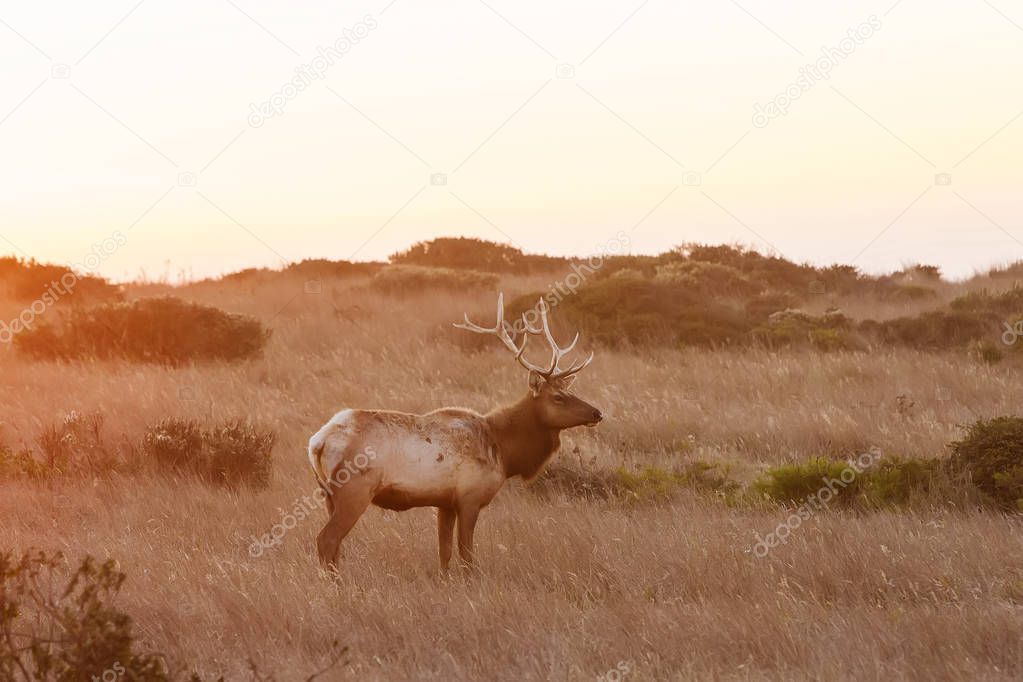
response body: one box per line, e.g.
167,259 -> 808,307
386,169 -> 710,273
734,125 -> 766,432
552,395 -> 565,404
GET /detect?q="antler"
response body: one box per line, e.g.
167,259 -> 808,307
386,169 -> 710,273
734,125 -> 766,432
454,294 -> 593,382
522,297 -> 594,381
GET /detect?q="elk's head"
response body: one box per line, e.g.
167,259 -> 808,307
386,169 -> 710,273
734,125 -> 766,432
455,294 -> 602,430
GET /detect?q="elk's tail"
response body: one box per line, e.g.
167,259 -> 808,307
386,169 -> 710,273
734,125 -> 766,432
307,429 -> 332,505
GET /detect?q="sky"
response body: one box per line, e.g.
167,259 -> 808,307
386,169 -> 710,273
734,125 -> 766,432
0,0 -> 1021,281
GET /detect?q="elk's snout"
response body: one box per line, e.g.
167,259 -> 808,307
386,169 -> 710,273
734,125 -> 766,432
587,409 -> 603,426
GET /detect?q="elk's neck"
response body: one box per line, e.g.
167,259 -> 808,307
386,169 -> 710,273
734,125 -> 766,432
485,395 -> 561,480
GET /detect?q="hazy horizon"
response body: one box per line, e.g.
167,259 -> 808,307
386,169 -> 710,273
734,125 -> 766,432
2,0 -> 1021,281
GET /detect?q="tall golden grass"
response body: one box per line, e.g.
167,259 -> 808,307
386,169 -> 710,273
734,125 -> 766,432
1,267 -> 1022,680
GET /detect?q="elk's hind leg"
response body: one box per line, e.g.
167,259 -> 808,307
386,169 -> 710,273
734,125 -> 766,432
456,502 -> 481,570
437,507 -> 456,572
316,473 -> 376,570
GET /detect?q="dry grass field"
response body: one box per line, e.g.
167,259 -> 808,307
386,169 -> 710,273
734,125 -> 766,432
2,263 -> 1023,681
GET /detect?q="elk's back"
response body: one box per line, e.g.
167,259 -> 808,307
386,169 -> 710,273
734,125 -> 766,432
309,407 -> 503,509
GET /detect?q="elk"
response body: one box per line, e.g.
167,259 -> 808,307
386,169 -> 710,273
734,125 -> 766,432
308,294 -> 602,571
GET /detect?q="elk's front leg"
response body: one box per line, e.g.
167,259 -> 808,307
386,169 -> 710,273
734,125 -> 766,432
437,507 -> 456,571
456,502 -> 480,570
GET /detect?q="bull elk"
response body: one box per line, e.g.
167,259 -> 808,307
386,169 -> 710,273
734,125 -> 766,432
308,294 -> 602,571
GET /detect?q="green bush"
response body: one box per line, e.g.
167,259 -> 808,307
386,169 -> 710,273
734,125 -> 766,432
140,418 -> 275,489
754,453 -> 979,510
615,462 -> 739,501
0,550 -> 170,681
949,416 -> 1023,510
753,457 -> 863,505
677,461 -> 741,496
531,461 -> 738,502
616,466 -> 686,500
370,265 -> 498,295
859,456 -> 942,507
15,296 -> 270,364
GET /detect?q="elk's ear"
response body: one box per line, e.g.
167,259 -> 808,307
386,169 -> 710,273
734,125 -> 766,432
528,371 -> 546,396
553,374 -> 577,390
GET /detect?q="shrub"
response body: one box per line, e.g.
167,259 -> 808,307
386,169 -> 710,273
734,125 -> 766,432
510,274 -> 751,348
591,254 -> 667,280
816,264 -> 862,295
0,550 -> 340,680
36,411 -> 119,474
654,261 -> 762,298
951,286 -> 1023,315
389,237 -> 565,273
879,284 -> 938,302
0,550 -> 170,681
15,296 -> 270,364
214,266 -> 271,284
753,309 -> 861,351
0,414 -> 274,487
973,340 -> 1005,364
677,461 -> 741,497
753,457 -> 864,505
681,243 -> 819,292
528,464 -> 621,499
859,456 -> 942,507
949,416 -> 1023,510
0,256 -> 122,304
616,466 -> 686,501
0,445 -> 46,479
285,258 -> 383,279
531,461 -> 738,502
369,265 -> 498,295
615,462 -> 739,502
140,418 -> 275,489
904,264 -> 942,280
744,292 -> 802,322
0,412 -> 119,479
754,452 -> 992,510
861,310 -> 998,350
949,291 -> 988,312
